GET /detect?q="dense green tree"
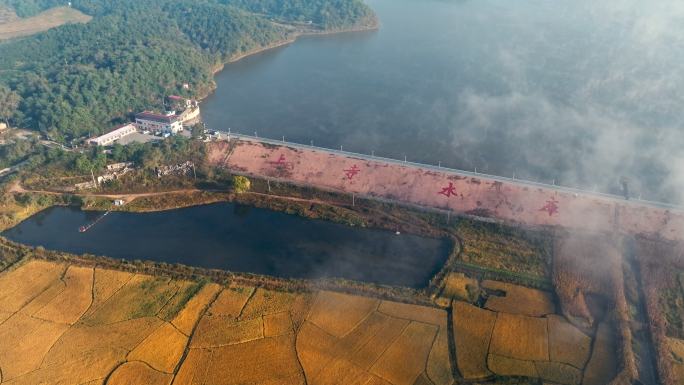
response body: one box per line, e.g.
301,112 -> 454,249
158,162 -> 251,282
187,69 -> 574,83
0,0 -> 374,143
0,85 -> 20,128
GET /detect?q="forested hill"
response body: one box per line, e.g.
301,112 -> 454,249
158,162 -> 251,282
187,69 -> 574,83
0,0 -> 376,142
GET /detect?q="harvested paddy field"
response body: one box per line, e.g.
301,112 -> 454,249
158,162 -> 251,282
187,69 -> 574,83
0,260 -> 457,385
451,278 -> 611,385
0,247 -> 640,385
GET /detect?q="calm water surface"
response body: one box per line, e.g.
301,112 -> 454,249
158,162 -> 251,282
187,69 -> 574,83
2,204 -> 450,288
202,0 -> 684,202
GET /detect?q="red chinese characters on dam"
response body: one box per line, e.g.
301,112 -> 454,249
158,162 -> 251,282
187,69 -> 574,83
540,197 -> 560,216
270,154 -> 287,167
439,182 -> 457,198
344,165 -> 361,180
212,140 -> 684,241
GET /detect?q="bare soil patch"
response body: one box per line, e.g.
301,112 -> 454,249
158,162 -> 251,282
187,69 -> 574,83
0,7 -> 91,40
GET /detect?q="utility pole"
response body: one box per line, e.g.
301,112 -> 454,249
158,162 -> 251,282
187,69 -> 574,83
352,194 -> 355,207
267,179 -> 271,193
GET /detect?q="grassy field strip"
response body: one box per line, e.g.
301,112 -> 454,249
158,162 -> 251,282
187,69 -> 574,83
451,261 -> 553,290
0,7 -> 91,41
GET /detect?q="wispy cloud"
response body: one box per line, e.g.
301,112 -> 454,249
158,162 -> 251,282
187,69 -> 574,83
447,0 -> 684,203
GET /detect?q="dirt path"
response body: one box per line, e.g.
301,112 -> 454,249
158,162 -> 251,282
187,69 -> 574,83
9,181 -> 202,202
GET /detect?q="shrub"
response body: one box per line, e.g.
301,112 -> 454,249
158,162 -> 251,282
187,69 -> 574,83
232,175 -> 251,194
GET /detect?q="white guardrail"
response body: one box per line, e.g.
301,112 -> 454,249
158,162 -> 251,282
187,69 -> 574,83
216,130 -> 684,212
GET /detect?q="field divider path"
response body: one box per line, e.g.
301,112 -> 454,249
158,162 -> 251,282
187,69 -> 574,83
170,287 -> 223,383
445,303 -> 464,382
423,322 -> 443,385
30,265 -> 73,369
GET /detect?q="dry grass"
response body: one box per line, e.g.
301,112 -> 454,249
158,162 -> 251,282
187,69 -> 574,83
240,288 -> 312,328
487,354 -> 537,378
441,272 -> 479,302
195,335 -> 305,385
0,313 -> 69,380
583,321 -> 619,385
172,348 -> 213,385
375,301 -> 452,385
370,321 -> 438,385
365,375 -> 393,385
336,311 -> 409,370
264,311 -> 293,337
308,291 -> 379,338
552,233 -> 617,329
0,310 -> 11,323
0,7 -> 91,40
427,327 -> 454,385
17,277 -> 65,316
0,260 -> 65,312
2,347 -> 125,385
489,312 -> 549,362
127,322 -> 188,373
636,237 -> 682,385
82,275 -> 181,325
298,297 -> 448,385
377,300 -> 445,327
157,280 -> 199,321
33,265 -> 93,324
534,361 -> 582,385
44,317 -> 162,367
208,286 -> 254,317
311,358 -> 373,385
296,321 -> 340,381
106,361 -> 173,385
456,219 -> 551,279
452,301 -> 497,380
84,269 -> 134,318
191,315 -> 263,348
667,337 -> 684,385
171,283 -> 221,335
547,314 -> 591,369
482,280 -> 555,317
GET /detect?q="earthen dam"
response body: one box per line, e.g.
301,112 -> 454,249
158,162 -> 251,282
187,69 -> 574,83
208,134 -> 684,242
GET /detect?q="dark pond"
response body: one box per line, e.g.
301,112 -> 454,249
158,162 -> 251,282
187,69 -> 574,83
2,204 -> 450,288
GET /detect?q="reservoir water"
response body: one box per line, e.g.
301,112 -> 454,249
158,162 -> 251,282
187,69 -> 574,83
202,0 -> 684,203
2,204 -> 450,288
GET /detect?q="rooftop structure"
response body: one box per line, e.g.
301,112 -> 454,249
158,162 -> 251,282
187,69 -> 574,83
88,124 -> 136,146
135,111 -> 183,134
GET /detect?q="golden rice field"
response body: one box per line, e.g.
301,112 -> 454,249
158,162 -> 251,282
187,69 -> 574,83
0,259 -> 627,385
452,292 -> 614,385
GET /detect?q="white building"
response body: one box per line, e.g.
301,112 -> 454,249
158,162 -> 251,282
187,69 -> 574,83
135,111 -> 183,134
89,124 -> 137,146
